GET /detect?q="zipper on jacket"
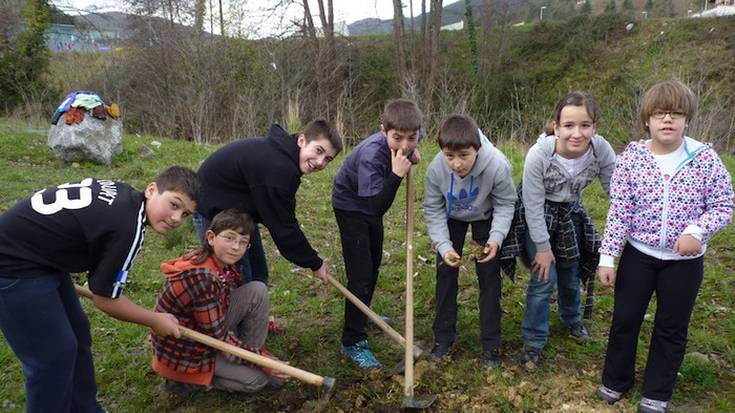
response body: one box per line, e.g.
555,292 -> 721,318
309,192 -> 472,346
654,139 -> 706,252
659,179 -> 670,251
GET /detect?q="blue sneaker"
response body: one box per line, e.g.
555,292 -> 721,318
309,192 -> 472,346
373,314 -> 395,327
341,339 -> 382,369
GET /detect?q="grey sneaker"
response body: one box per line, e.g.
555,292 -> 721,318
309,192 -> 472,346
569,322 -> 590,342
638,397 -> 668,413
520,345 -> 542,368
482,348 -> 502,369
596,384 -> 623,404
430,341 -> 452,361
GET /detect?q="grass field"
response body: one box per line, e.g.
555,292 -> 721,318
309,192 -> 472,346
1,119 -> 733,412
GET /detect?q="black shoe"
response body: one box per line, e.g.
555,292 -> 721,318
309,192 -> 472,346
569,322 -> 591,342
430,341 -> 452,361
482,348 -> 502,369
520,345 -> 542,368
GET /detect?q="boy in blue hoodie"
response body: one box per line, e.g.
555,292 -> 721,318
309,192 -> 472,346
332,98 -> 422,369
423,115 -> 517,368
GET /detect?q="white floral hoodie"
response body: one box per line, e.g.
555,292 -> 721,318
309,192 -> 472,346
600,137 -> 733,259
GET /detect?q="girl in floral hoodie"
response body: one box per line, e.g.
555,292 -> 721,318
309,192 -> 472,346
151,209 -> 288,394
596,80 -> 733,413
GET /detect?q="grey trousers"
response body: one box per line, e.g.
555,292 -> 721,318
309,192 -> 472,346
211,281 -> 278,393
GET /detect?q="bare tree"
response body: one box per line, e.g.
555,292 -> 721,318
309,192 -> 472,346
219,0 -> 224,36
194,0 -> 205,33
392,0 -> 407,83
422,0 -> 443,114
479,0 -> 495,72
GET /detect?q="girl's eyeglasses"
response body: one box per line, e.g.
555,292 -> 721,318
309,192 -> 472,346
217,233 -> 250,249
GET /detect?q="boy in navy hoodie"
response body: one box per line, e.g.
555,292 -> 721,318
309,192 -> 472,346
423,115 -> 516,368
332,99 -> 421,369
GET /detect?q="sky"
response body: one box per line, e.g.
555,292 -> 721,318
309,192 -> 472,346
51,0 -> 415,30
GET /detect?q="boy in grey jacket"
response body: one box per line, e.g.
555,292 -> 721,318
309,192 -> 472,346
423,115 -> 517,368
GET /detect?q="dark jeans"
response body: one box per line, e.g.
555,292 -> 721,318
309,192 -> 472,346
334,208 -> 384,347
432,218 -> 502,351
193,211 -> 269,285
0,273 -> 104,413
602,243 -> 704,401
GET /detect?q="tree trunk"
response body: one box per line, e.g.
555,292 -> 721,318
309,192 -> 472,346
194,0 -> 205,33
422,0 -> 443,114
392,0 -> 406,83
479,0 -> 495,74
218,0 -> 224,36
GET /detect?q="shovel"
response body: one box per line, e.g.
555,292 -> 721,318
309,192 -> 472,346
325,272 -> 424,360
401,168 -> 437,409
74,284 -> 336,410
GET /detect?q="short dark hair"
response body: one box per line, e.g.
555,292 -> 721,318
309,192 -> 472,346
639,80 -> 697,134
549,91 -> 600,133
381,99 -> 422,132
154,166 -> 200,201
303,119 -> 343,154
191,209 -> 255,265
438,115 -> 481,151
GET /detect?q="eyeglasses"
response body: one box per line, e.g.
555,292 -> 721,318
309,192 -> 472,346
651,110 -> 686,120
216,233 -> 250,249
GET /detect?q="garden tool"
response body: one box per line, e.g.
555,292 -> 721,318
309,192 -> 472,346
402,168 -> 437,409
326,272 -> 425,359
74,284 -> 336,410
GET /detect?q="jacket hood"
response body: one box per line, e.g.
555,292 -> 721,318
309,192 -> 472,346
268,123 -> 300,169
534,132 -> 609,157
160,254 -> 222,278
633,136 -> 707,157
430,129 -> 498,177
469,130 -> 496,175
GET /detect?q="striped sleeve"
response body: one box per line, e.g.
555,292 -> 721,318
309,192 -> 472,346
88,201 -> 147,298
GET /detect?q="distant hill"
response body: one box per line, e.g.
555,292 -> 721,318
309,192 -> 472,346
346,0 -> 716,35
348,0 -> 528,35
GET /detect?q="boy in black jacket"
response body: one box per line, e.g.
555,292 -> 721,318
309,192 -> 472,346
195,120 -> 343,286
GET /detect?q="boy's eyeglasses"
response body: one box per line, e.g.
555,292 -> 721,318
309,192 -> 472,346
651,110 -> 686,120
217,234 -> 250,249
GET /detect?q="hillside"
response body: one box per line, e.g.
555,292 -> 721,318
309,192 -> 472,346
347,0 -> 720,35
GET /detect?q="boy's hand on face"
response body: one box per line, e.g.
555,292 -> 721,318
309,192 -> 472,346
598,266 -> 616,286
673,234 -> 702,256
408,148 -> 421,164
443,250 -> 461,267
152,312 -> 181,338
531,250 -> 555,283
312,262 -> 332,283
476,241 -> 499,263
391,148 -> 412,177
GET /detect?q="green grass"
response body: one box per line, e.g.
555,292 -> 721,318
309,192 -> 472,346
1,119 -> 734,412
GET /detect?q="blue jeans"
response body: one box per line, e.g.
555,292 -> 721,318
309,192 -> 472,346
192,212 -> 269,285
0,274 -> 104,413
521,224 -> 583,349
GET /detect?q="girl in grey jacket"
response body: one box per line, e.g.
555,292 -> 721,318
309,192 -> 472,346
519,92 -> 616,367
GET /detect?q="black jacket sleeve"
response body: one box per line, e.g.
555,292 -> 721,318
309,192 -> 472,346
250,185 -> 323,271
365,172 -> 403,216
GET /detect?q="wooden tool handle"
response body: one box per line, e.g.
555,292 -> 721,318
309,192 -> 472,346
74,284 -> 327,387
